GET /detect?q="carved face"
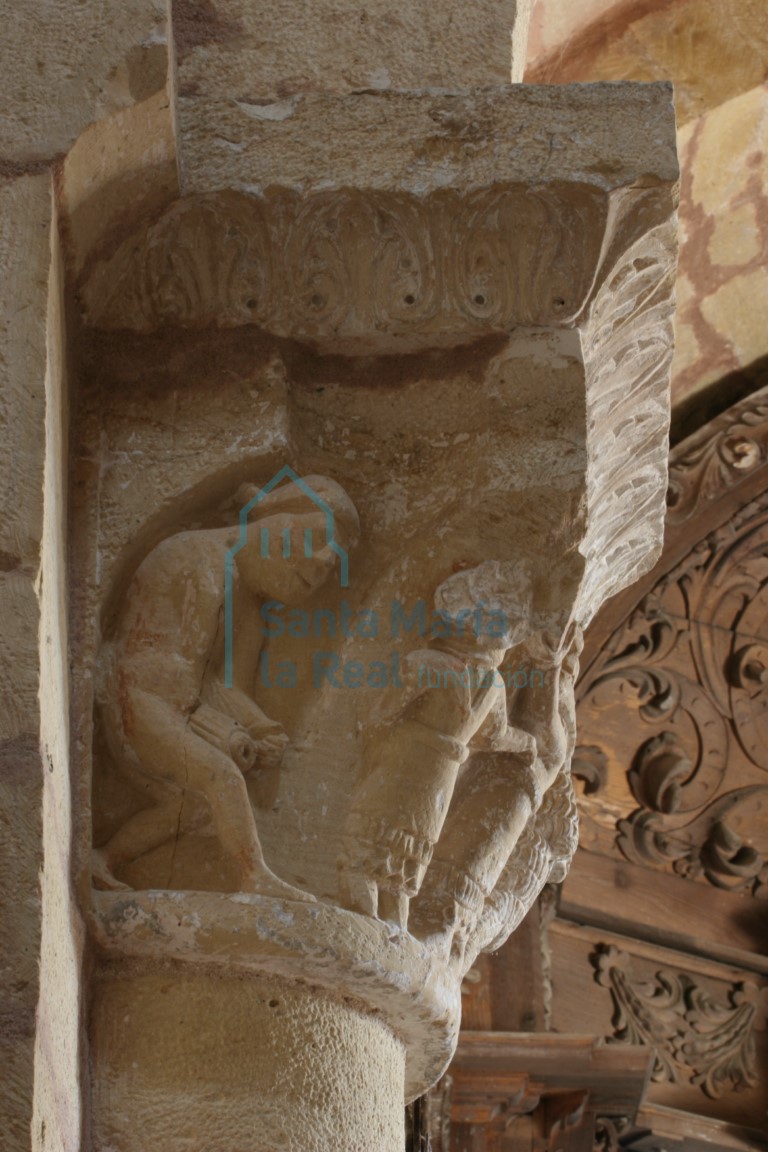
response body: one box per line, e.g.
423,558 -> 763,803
236,511 -> 343,603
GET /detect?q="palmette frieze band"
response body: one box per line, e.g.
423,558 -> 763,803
80,183 -> 669,352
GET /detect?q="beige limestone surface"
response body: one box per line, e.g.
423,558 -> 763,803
173,81 -> 677,198
0,1 -> 167,165
63,66 -> 679,1140
0,171 -> 82,1152
82,84 -> 677,359
75,311 -> 672,1113
32,194 -> 83,1152
91,969 -> 405,1152
61,89 -> 179,282
78,328 -> 593,906
173,0 -> 531,97
0,174 -> 51,1152
0,1 -> 681,1145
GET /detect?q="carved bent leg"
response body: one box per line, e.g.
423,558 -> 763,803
508,650 -> 570,790
120,688 -> 313,901
410,752 -> 542,942
377,888 -> 410,932
337,848 -> 378,918
92,795 -> 182,890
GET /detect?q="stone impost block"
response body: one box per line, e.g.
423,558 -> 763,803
82,84 -> 677,357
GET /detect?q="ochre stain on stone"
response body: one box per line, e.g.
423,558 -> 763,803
0,156 -> 56,178
282,333 -> 510,392
81,325 -> 282,397
82,327 -> 509,398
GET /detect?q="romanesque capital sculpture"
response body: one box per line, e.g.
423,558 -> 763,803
72,53 -> 678,1152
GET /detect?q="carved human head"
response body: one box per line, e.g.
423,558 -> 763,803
432,559 -> 535,660
234,474 -> 360,603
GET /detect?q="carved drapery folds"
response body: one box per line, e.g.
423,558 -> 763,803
575,388 -> 768,900
75,81 -> 678,1126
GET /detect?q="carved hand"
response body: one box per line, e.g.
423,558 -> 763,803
188,703 -> 258,773
205,681 -> 288,746
228,726 -> 259,774
249,728 -> 289,770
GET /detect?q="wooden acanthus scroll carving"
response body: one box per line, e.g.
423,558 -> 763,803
575,388 -> 768,898
595,946 -> 768,1099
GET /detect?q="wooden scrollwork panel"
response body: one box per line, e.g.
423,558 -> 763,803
594,945 -> 768,1099
574,388 -> 768,901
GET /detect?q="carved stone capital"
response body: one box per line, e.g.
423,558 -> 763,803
76,81 -> 678,1152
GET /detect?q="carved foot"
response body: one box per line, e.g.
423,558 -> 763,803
378,887 -> 409,931
240,867 -> 316,903
92,848 -> 132,892
411,902 -> 474,968
338,861 -> 410,928
338,867 -> 378,918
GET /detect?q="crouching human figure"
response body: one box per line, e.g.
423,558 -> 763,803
93,474 -> 359,897
410,621 -> 582,947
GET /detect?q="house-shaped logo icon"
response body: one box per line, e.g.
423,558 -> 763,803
224,466 -> 353,687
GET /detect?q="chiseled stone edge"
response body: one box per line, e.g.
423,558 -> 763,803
79,82 -> 678,351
